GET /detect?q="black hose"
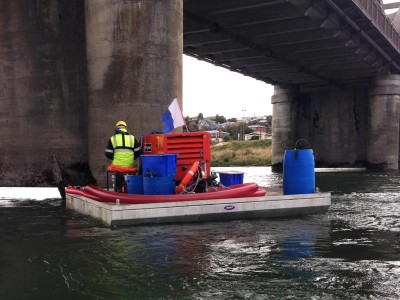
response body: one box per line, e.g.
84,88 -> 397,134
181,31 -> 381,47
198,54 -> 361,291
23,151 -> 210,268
294,139 -> 311,150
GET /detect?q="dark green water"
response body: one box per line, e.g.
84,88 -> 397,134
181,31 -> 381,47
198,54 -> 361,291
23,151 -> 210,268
1,167 -> 399,299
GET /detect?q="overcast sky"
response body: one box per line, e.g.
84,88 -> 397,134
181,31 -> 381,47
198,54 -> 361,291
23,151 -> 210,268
182,55 -> 273,119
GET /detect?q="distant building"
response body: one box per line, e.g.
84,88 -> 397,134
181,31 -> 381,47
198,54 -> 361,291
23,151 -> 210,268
248,125 -> 267,134
246,124 -> 270,140
198,119 -> 220,130
205,130 -> 230,142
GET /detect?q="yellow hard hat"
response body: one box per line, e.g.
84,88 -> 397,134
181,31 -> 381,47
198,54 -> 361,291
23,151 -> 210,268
115,120 -> 127,127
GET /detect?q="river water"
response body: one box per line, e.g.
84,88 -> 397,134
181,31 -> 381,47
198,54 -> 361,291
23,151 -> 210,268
1,167 -> 399,299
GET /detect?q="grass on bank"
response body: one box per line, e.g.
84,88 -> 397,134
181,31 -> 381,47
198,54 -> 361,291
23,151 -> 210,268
211,139 -> 272,167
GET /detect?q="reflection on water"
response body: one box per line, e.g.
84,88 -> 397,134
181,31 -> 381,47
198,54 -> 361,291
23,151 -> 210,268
0,167 -> 400,299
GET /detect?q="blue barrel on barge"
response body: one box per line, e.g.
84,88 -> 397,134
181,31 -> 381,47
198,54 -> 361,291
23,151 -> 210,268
283,149 -> 315,195
126,175 -> 144,194
141,154 -> 177,177
141,154 -> 178,195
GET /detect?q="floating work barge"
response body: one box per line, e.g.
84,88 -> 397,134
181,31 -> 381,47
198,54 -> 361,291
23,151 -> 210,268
66,191 -> 331,226
66,132 -> 330,226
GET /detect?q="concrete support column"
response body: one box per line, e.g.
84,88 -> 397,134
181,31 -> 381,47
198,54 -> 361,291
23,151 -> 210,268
271,85 -> 299,171
0,1 -> 90,186
85,0 -> 183,184
367,73 -> 400,170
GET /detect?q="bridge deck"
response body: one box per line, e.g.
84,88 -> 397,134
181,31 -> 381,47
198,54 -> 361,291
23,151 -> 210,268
183,0 -> 400,89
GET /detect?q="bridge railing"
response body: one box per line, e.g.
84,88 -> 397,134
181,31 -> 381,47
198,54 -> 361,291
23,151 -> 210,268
352,0 -> 400,54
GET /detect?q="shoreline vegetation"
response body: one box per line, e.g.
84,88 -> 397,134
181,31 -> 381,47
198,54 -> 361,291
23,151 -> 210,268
211,140 -> 272,167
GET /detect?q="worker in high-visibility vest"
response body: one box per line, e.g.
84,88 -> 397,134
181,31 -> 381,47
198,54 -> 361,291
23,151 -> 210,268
105,120 -> 141,191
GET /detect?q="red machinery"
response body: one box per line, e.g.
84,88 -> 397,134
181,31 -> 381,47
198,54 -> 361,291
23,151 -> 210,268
142,132 -> 211,181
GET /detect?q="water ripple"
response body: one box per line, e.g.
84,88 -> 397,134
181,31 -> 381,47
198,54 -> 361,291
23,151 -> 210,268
1,169 -> 400,299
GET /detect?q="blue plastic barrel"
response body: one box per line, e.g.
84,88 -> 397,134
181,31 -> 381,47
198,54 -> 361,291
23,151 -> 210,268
141,154 -> 177,177
126,175 -> 143,194
283,149 -> 315,195
143,176 -> 176,195
219,171 -> 244,186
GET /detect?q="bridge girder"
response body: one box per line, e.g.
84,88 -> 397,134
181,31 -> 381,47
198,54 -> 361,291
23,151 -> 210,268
183,0 -> 400,90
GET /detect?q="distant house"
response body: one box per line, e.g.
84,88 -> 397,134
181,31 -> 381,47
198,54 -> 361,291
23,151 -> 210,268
246,125 -> 270,140
205,130 -> 230,142
198,119 -> 220,130
248,125 -> 267,134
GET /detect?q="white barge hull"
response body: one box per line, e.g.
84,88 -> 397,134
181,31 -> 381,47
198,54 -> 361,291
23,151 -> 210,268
66,192 -> 331,226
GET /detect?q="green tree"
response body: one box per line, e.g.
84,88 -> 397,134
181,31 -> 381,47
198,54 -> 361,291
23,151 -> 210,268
215,114 -> 227,124
224,123 -> 240,140
185,116 -> 199,131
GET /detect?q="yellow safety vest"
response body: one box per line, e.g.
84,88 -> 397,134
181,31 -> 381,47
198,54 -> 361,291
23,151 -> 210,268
110,129 -> 135,167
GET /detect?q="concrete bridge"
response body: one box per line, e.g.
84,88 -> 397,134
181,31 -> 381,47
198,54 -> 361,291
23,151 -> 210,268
1,0 -> 400,187
183,0 -> 400,171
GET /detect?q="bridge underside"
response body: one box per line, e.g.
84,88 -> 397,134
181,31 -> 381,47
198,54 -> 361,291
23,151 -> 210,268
184,0 -> 400,171
2,0 -> 400,188
183,0 -> 400,90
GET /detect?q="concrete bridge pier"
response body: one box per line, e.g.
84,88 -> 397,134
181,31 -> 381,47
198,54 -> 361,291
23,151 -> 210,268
367,72 -> 400,170
0,1 -> 91,186
85,0 -> 183,185
271,84 -> 369,172
271,85 -> 298,172
270,71 -> 400,172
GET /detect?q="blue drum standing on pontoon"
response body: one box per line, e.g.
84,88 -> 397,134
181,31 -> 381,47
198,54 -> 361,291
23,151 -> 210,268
283,140 -> 315,195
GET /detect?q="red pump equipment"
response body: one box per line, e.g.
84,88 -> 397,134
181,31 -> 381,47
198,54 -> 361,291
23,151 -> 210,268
142,131 -> 211,181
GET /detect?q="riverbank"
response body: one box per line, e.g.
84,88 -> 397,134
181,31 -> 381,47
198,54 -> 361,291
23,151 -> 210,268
211,140 -> 271,166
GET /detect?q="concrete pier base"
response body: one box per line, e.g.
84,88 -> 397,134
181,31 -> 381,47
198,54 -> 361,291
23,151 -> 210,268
367,72 -> 400,170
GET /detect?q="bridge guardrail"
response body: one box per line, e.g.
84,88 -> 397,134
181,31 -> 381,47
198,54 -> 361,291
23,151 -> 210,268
353,0 -> 400,54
